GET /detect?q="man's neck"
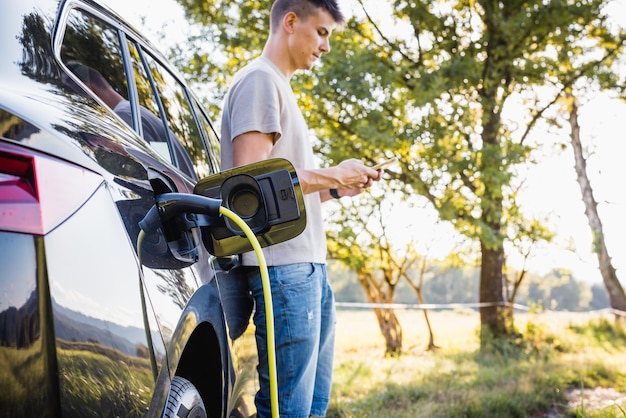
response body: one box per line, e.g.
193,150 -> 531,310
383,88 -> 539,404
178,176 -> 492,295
261,38 -> 295,79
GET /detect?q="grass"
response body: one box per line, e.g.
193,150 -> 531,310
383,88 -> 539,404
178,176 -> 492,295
328,309 -> 626,418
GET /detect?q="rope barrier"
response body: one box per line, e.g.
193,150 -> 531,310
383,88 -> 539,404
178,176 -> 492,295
612,308 -> 626,317
335,301 -> 525,310
335,301 -> 625,316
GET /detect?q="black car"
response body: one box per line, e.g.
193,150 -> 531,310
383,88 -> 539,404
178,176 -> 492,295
0,0 -> 305,416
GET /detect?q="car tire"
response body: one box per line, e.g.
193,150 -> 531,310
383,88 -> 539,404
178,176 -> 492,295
163,376 -> 208,418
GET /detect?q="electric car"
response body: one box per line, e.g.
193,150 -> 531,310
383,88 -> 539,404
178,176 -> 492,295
0,0 -> 302,416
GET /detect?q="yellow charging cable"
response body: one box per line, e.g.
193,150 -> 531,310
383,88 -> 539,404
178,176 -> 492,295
218,206 -> 279,418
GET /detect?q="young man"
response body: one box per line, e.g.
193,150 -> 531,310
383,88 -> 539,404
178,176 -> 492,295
220,1 -> 381,416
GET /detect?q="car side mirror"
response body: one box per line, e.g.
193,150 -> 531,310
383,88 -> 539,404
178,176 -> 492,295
193,158 -> 306,257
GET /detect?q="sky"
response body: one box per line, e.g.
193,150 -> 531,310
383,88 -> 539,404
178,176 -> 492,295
101,0 -> 626,285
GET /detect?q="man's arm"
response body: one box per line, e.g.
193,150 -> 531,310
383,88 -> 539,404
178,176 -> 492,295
232,131 -> 381,197
232,131 -> 275,166
296,159 -> 380,195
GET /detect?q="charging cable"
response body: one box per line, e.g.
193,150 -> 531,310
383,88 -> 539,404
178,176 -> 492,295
219,206 -> 279,418
137,197 -> 279,418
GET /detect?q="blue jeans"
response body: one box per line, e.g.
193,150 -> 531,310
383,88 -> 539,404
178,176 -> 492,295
247,263 -> 336,418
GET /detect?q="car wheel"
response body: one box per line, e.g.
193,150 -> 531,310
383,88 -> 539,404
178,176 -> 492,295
163,376 -> 207,418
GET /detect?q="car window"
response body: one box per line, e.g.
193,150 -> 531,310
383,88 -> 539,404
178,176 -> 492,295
126,42 -> 206,180
191,98 -> 221,174
60,7 -> 211,180
60,9 -> 129,102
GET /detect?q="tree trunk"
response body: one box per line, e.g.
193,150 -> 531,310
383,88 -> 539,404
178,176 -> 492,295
372,308 -> 403,357
414,287 -> 437,350
401,264 -> 438,351
479,242 -> 507,342
504,268 -> 527,333
357,272 -> 404,355
478,95 -> 508,345
568,94 -> 626,321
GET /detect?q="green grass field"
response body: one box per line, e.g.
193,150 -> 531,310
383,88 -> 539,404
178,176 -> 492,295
329,309 -> 626,418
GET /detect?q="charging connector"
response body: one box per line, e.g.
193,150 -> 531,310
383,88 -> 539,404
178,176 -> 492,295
138,193 -> 222,233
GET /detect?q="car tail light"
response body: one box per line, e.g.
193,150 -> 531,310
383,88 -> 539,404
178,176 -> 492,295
0,144 -> 103,235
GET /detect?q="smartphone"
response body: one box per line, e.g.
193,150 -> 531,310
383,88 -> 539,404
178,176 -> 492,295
371,156 -> 398,170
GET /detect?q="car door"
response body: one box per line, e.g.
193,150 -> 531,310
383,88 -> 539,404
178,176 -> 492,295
57,2 -> 232,415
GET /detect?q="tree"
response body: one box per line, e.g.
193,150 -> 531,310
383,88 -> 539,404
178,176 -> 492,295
590,283 -> 610,310
326,192 -> 420,356
566,92 -> 626,320
503,213 -> 555,328
547,269 -> 591,311
401,256 -> 439,351
540,2 -> 626,321
173,0 -> 625,346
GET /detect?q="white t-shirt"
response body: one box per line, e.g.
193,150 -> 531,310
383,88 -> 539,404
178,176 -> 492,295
220,57 -> 327,266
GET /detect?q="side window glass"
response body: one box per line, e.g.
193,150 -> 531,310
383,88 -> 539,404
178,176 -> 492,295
60,10 -> 128,107
191,99 -> 221,174
132,46 -> 211,180
60,9 -> 202,181
127,42 -> 175,165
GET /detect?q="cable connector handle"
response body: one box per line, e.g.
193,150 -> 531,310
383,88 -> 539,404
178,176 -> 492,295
139,193 -> 223,233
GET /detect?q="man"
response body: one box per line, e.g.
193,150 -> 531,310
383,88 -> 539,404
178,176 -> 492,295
220,1 -> 381,417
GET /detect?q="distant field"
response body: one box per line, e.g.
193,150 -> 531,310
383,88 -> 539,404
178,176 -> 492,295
330,308 -> 626,418
335,308 -> 481,354
334,308 -> 608,355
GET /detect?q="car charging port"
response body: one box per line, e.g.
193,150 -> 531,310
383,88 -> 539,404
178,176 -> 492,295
139,193 -> 223,263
